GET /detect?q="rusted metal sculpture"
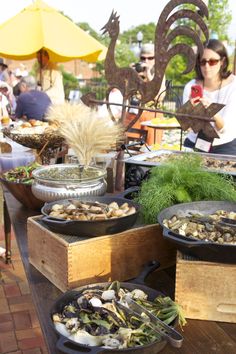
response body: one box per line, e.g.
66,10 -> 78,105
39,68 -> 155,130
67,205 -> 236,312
81,0 -> 223,189
82,0 -> 210,127
102,0 -> 208,104
176,101 -> 225,138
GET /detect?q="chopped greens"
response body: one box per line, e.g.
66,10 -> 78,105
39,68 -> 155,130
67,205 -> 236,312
52,281 -> 186,349
2,162 -> 41,184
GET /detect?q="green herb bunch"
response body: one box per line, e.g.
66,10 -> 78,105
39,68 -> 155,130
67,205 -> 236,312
138,295 -> 186,329
136,154 -> 236,224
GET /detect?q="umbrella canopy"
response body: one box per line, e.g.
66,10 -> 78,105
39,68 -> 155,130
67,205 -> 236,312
0,0 -> 107,62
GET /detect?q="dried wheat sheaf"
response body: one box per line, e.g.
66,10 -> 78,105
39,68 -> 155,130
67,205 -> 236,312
46,102 -> 124,166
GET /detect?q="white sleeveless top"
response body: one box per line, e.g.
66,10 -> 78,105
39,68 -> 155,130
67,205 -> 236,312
182,76 -> 236,146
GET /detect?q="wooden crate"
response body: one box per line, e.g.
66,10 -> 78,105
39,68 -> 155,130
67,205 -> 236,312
175,252 -> 236,323
27,216 -> 176,292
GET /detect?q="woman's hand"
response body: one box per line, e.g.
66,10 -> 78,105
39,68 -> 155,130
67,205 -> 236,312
190,96 -> 211,108
199,97 -> 212,108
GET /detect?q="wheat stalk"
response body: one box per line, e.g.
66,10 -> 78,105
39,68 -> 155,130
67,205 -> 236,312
46,102 -> 124,166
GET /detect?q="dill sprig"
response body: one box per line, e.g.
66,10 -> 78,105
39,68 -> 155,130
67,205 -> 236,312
136,154 -> 236,224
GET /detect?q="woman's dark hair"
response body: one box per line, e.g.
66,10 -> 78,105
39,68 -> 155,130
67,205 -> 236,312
195,39 -> 231,80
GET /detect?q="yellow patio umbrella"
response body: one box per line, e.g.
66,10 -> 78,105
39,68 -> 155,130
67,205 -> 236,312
0,0 -> 107,62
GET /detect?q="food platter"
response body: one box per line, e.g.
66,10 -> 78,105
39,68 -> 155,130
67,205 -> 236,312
141,118 -> 181,128
158,201 -> 236,263
2,122 -> 65,164
40,196 -> 140,236
50,262 -> 183,353
3,128 -> 64,150
124,150 -> 236,176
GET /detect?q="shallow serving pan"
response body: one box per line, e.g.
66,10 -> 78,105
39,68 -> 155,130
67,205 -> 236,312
158,201 -> 236,264
50,261 -> 180,354
41,195 -> 140,237
124,150 -> 236,176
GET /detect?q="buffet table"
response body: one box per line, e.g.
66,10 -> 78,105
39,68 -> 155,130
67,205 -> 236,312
3,190 -> 236,354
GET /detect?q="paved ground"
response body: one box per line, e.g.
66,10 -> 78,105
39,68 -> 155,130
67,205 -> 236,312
0,190 -> 48,354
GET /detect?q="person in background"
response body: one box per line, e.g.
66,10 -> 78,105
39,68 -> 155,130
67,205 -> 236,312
19,63 -> 28,78
0,81 -> 16,116
12,68 -> 25,98
37,49 -> 65,105
0,90 -> 11,123
125,43 -> 166,146
15,75 -> 51,121
183,39 -> 236,155
136,43 -> 166,100
0,58 -> 10,84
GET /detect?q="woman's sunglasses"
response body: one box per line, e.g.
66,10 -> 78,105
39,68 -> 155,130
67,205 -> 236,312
140,56 -> 155,61
200,58 -> 221,66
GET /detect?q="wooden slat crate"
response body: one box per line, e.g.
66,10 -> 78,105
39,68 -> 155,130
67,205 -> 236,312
27,216 -> 176,292
175,251 -> 236,323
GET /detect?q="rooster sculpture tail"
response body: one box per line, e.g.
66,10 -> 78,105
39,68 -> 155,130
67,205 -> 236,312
82,0 -> 209,115
142,0 -> 209,103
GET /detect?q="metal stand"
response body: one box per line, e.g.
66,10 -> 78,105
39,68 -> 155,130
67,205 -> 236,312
3,199 -> 11,264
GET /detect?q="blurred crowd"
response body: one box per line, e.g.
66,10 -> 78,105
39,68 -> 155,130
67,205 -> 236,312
0,49 -> 65,125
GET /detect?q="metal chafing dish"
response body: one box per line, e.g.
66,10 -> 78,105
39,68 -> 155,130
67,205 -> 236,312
32,164 -> 107,202
124,150 -> 236,188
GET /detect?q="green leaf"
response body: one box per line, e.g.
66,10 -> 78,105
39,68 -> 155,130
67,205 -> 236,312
174,187 -> 192,203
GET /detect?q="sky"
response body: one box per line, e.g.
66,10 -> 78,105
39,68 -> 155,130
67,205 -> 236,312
0,0 -> 236,40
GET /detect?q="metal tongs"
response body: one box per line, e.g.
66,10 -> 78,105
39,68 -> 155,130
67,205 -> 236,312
115,298 -> 183,348
220,217 -> 236,227
188,213 -> 236,229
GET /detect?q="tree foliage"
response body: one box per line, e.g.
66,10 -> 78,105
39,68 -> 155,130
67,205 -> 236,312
61,69 -> 78,99
207,0 -> 232,41
77,22 -> 104,42
120,23 -> 156,45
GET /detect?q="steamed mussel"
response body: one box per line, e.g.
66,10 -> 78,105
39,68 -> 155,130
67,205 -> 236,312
163,210 -> 236,244
48,200 -> 136,221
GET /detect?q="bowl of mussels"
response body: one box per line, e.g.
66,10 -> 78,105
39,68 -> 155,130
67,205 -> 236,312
158,201 -> 236,263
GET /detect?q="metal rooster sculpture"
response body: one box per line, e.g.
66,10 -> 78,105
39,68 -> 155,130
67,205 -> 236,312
82,0 -> 209,129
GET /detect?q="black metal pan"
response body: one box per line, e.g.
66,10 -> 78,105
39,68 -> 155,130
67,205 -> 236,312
50,261 -> 181,354
41,195 -> 140,237
157,201 -> 236,264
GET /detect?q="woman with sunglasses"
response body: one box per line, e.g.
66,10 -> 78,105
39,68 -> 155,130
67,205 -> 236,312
183,39 -> 236,155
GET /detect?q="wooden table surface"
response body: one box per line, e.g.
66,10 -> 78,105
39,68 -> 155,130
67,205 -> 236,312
3,190 -> 236,354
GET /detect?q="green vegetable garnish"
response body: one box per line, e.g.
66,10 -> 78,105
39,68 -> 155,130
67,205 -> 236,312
138,295 -> 186,329
136,154 -> 236,224
2,162 -> 41,184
